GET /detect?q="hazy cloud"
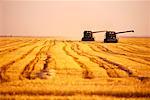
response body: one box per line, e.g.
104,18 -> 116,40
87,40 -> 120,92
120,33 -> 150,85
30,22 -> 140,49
0,0 -> 150,40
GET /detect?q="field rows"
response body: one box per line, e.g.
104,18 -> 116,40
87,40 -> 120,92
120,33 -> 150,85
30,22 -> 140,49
0,37 -> 150,99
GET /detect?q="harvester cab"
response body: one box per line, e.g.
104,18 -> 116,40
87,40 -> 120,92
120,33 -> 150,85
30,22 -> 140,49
81,31 -> 106,41
104,31 -> 118,43
82,31 -> 94,41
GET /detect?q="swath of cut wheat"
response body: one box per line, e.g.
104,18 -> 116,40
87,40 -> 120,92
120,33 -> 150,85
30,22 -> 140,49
0,37 -> 150,100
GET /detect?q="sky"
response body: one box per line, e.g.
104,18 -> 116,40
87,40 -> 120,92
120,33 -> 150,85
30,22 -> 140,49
0,2 -> 2,36
0,0 -> 150,40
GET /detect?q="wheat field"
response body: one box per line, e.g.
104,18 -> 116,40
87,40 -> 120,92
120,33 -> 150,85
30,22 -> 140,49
0,37 -> 150,100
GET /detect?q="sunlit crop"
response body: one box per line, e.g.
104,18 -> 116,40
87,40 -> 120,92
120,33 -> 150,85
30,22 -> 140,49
0,37 -> 150,99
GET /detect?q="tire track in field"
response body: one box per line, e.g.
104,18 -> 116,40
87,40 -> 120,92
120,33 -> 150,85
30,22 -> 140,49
20,40 -> 54,80
0,40 -> 38,55
63,42 -> 95,79
71,43 -> 122,78
90,44 -> 150,66
38,40 -> 56,78
0,39 -> 30,48
0,39 -> 22,47
20,46 -> 46,79
113,44 -> 150,62
0,41 -> 47,82
116,43 -> 150,54
76,42 -> 135,77
93,42 -> 148,55
0,39 -> 32,49
120,41 -> 150,48
46,40 -> 57,70
0,46 -> 37,82
78,42 -> 150,81
83,44 -> 133,76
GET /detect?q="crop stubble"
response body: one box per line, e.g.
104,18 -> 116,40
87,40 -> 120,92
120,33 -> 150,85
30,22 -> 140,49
0,37 -> 150,99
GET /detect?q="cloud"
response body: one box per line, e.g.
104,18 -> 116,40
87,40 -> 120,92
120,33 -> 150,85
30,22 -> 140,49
0,1 -> 150,39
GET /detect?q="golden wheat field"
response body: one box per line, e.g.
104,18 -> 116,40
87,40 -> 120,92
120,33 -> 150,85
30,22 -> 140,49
0,37 -> 150,100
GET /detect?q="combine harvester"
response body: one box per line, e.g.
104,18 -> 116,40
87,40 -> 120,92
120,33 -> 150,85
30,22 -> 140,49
81,30 -> 134,43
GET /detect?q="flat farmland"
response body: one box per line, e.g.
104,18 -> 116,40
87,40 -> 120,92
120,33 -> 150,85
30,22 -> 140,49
0,37 -> 150,100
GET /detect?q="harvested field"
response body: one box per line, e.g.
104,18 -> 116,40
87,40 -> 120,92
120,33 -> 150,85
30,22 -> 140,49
0,37 -> 150,100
